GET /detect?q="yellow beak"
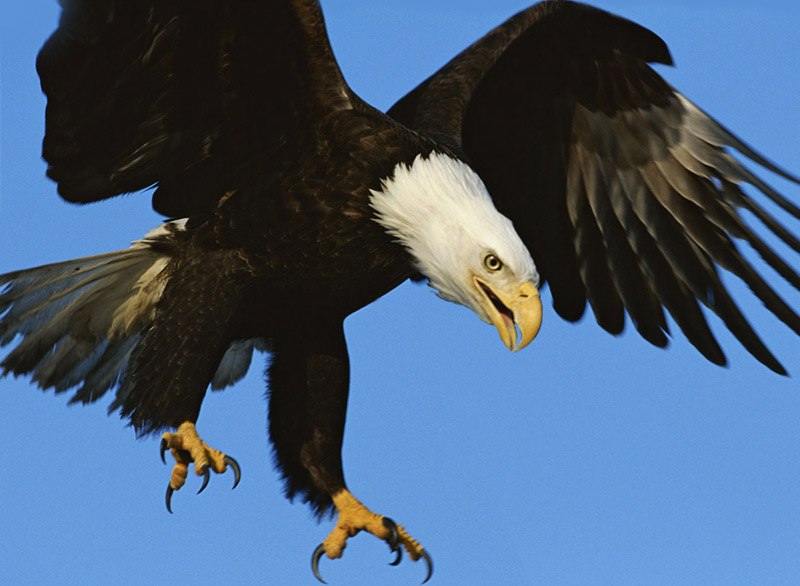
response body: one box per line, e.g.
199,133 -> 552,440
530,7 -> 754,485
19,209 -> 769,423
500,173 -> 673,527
474,278 -> 542,352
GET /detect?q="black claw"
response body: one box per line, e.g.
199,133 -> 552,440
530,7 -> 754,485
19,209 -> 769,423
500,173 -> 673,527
383,517 -> 402,566
197,466 -> 210,494
165,484 -> 174,514
419,549 -> 434,585
309,518 -> 432,584
311,543 -> 328,584
160,439 -> 168,464
381,516 -> 432,583
382,517 -> 400,550
383,517 -> 403,566
224,455 -> 241,489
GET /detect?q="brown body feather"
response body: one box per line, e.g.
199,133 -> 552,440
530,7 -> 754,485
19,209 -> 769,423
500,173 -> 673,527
3,0 -> 799,520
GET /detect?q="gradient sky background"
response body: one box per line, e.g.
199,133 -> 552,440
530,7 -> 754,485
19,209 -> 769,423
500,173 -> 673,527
1,1 -> 799,585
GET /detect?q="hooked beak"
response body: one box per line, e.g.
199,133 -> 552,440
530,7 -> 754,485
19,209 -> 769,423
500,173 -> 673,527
474,278 -> 542,351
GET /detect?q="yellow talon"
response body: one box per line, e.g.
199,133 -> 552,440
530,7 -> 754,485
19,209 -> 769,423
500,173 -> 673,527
311,489 -> 432,583
159,421 -> 241,512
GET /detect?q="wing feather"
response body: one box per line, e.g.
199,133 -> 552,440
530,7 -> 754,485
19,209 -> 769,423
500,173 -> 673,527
615,168 -> 727,365
388,0 -> 799,372
582,148 -> 668,346
36,0 -> 352,217
567,144 -> 624,333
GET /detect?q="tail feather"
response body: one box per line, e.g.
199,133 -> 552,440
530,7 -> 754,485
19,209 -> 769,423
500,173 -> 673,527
2,219 -> 266,414
1,246 -> 167,406
78,336 -> 140,407
34,335 -> 112,392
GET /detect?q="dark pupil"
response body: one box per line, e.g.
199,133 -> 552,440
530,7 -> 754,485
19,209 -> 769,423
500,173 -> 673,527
487,255 -> 500,270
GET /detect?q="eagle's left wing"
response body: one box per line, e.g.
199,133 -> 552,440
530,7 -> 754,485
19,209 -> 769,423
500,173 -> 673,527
36,0 -> 353,218
388,0 -> 800,373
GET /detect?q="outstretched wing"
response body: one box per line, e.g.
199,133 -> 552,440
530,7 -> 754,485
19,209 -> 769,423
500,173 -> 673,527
37,0 -> 352,217
388,0 -> 800,373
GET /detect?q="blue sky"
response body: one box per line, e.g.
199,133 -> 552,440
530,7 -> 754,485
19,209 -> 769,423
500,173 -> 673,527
1,2 -> 799,585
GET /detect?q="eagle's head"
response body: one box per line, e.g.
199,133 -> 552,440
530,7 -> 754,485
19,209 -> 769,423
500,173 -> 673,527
370,152 -> 542,351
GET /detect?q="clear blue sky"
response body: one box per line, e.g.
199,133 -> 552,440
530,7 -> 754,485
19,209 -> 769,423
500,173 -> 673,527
1,2 -> 799,585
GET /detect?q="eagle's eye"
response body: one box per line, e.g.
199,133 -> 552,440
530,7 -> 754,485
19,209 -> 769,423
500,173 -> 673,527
483,254 -> 503,272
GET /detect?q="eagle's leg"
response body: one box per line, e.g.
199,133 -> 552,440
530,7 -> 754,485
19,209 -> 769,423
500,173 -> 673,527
159,421 -> 241,513
268,321 -> 432,583
312,489 -> 432,583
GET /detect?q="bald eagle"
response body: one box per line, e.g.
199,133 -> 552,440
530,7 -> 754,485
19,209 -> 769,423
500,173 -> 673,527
1,1 -> 799,582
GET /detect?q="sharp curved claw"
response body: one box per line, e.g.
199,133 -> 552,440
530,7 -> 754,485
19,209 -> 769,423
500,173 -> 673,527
419,549 -> 434,585
311,543 -> 328,584
380,516 -> 403,565
160,439 -> 168,465
224,455 -> 241,489
380,516 -> 432,583
382,516 -> 402,566
165,484 -> 174,514
382,517 -> 399,550
197,466 -> 210,494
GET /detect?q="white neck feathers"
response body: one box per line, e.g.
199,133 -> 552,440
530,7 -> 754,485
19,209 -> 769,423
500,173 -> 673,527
369,152 -> 536,304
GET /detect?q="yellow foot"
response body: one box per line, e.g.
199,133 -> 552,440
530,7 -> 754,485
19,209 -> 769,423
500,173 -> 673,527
311,490 -> 432,584
159,421 -> 241,513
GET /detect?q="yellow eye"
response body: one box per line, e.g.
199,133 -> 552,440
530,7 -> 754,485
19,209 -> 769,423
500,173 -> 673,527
484,254 -> 503,272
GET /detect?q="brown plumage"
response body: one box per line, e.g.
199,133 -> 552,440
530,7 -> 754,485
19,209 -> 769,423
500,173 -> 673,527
1,1 -> 798,581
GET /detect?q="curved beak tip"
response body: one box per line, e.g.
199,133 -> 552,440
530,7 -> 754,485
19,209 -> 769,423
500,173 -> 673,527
480,279 -> 542,353
510,283 -> 542,352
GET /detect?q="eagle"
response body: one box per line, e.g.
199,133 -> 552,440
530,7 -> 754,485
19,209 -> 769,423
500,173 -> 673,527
1,1 -> 798,583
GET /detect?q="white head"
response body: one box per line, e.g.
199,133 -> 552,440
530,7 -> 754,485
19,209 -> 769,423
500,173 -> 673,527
370,152 -> 542,351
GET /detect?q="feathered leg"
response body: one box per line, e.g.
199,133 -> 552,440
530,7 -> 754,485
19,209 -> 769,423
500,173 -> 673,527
267,320 -> 431,583
118,251 -> 248,509
0,223 -> 250,512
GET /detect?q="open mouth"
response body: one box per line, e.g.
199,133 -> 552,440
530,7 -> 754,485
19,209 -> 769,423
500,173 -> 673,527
473,276 -> 542,352
476,279 -> 514,329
